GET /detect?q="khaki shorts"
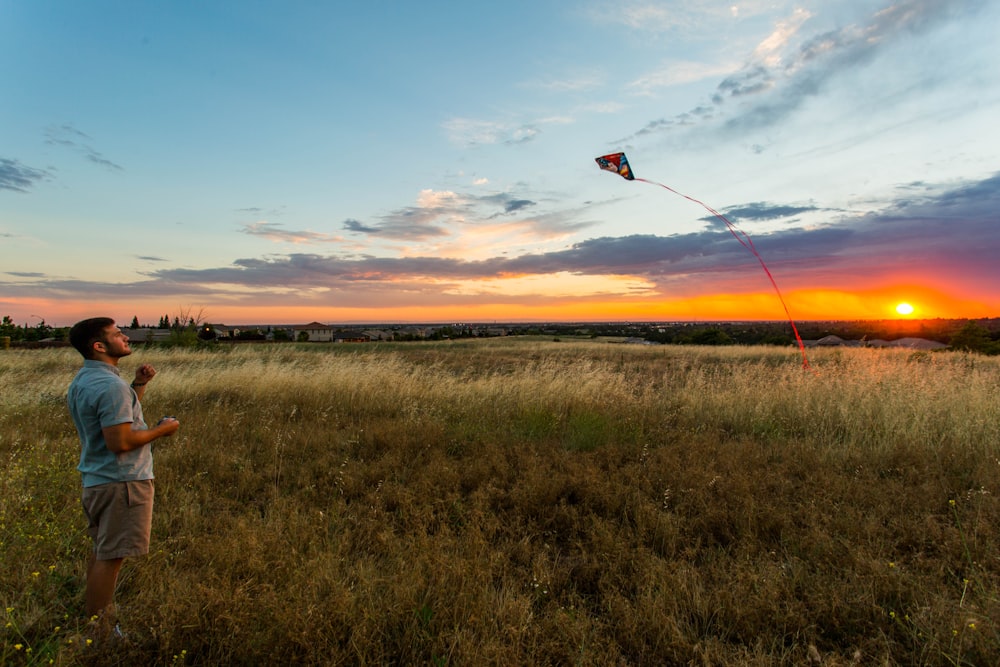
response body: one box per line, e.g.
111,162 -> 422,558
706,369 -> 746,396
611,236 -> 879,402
82,480 -> 154,560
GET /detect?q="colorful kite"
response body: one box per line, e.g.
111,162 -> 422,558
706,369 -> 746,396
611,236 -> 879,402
595,152 -> 810,368
595,152 -> 634,180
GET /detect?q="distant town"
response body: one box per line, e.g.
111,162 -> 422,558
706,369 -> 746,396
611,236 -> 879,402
4,314 -> 999,355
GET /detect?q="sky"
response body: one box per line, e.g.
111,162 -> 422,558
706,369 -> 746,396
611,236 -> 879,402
2,0 -> 999,327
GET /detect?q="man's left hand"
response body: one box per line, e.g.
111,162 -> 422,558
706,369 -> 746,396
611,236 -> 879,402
134,364 -> 157,385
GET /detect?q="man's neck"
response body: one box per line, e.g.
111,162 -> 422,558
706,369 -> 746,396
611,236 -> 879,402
91,353 -> 120,367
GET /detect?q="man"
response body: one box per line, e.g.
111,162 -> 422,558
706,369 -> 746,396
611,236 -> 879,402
67,317 -> 180,636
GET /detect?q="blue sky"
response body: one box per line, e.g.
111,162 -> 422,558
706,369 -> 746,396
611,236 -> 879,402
2,0 -> 999,326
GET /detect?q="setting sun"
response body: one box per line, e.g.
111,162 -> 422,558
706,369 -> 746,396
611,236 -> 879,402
895,302 -> 915,316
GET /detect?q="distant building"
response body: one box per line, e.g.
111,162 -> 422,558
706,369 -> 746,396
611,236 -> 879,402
125,328 -> 172,343
803,335 -> 947,350
867,337 -> 948,350
292,322 -> 334,342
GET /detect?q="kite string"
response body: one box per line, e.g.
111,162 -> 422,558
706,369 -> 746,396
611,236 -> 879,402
635,177 -> 811,369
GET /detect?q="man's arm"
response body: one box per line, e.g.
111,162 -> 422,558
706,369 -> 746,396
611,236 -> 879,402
102,419 -> 180,454
130,363 -> 157,401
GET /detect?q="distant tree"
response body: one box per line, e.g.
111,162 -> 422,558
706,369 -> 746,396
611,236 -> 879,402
1,315 -> 17,339
237,328 -> 265,340
273,329 -> 291,342
130,315 -> 140,329
950,321 -> 998,355
685,328 -> 734,346
297,331 -> 310,342
159,314 -> 169,328
25,318 -> 53,342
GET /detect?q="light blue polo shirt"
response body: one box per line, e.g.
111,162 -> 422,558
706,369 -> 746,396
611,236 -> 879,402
67,359 -> 153,487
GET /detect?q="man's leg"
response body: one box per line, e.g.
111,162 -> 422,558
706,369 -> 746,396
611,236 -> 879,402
85,554 -> 123,620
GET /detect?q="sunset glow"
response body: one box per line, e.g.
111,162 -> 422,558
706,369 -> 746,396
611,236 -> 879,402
2,3 -> 999,327
16,284 -> 989,329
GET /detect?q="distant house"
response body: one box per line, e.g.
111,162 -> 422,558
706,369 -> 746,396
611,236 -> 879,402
817,335 -> 856,347
292,322 -> 334,342
803,335 -> 947,350
362,329 -> 392,341
125,328 -> 172,343
867,337 -> 948,350
396,326 -> 429,339
333,331 -> 368,343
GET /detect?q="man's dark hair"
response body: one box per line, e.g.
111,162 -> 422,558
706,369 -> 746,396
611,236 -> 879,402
69,317 -> 115,359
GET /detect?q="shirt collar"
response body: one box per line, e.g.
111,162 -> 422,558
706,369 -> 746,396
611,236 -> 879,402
82,359 -> 121,376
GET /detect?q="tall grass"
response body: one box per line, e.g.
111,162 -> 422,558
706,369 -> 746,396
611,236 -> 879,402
2,340 -> 999,664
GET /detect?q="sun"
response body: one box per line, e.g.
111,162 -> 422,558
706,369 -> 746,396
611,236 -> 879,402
895,302 -> 915,316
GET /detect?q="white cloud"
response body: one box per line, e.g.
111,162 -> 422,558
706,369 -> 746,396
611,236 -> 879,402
752,8 -> 812,67
628,60 -> 739,95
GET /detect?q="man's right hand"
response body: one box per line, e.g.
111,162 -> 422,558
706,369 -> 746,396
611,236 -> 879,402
156,417 -> 180,437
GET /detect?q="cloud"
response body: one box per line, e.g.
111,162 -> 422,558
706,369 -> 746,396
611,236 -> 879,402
242,221 -> 342,244
44,124 -> 123,171
136,255 -> 169,262
628,61 -> 737,96
504,199 -> 534,214
589,2 -> 762,32
443,116 -> 572,148
157,171 -> 1000,288
342,219 -> 379,234
0,158 -> 51,193
527,72 -> 605,93
343,190 -> 460,240
623,0 -> 988,141
5,171 -> 997,306
5,271 -> 45,278
343,189 -> 562,241
703,202 -> 824,223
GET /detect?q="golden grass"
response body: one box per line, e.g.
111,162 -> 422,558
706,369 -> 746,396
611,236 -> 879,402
2,340 -> 999,665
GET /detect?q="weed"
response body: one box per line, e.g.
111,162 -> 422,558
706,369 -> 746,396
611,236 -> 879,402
2,341 -> 999,664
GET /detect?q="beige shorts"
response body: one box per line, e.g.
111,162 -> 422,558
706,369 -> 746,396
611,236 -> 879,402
82,479 -> 154,560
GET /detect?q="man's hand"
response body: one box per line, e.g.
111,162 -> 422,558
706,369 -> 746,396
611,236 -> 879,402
103,417 -> 180,453
133,364 -> 157,386
155,417 -> 181,437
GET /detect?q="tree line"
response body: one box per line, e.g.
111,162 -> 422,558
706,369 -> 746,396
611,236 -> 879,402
3,314 -> 999,354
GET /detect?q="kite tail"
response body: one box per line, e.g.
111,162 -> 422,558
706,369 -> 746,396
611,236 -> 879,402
636,177 -> 811,369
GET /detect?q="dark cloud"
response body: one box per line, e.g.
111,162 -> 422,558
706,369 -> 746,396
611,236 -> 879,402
5,271 -> 45,278
504,199 -> 534,214
702,202 -> 823,223
342,219 -> 379,234
479,193 -> 538,219
712,65 -> 774,103
0,158 -> 50,193
136,255 -> 168,262
45,124 -> 123,171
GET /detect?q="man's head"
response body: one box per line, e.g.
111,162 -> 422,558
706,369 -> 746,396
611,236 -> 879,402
70,318 -> 131,361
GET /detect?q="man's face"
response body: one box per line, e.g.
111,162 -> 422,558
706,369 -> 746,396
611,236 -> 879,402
96,325 -> 132,359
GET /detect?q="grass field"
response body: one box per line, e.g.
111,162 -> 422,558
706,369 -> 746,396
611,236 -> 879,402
2,339 -> 999,665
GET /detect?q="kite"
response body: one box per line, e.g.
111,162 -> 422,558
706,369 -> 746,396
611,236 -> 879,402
595,152 -> 634,180
595,152 -> 810,368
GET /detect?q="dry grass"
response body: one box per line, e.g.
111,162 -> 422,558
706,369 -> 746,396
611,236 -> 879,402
2,339 -> 999,665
